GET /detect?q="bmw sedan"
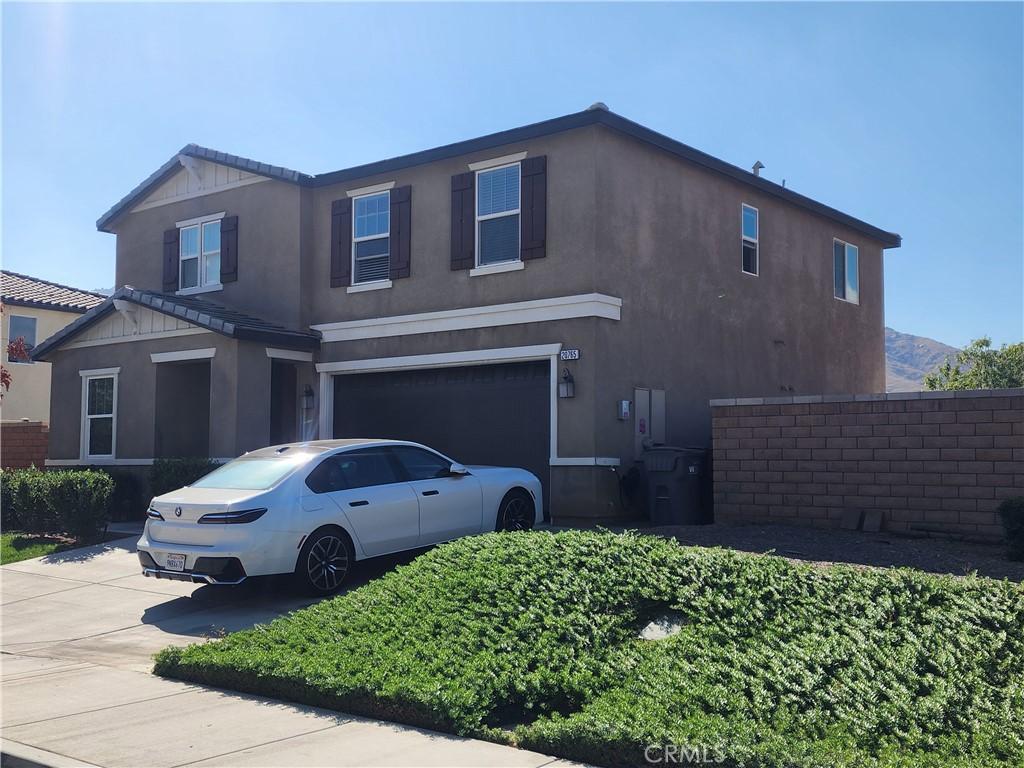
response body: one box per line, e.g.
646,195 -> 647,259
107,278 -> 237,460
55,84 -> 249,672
137,439 -> 542,594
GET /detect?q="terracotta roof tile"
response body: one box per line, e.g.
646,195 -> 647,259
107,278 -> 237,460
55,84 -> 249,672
1,270 -> 106,313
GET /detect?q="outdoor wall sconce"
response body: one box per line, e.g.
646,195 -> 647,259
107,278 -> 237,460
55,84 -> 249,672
558,368 -> 575,399
302,385 -> 315,416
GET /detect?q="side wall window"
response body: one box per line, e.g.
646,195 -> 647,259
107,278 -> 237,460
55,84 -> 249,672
179,215 -> 222,291
81,372 -> 117,459
7,315 -> 36,363
741,204 -> 758,275
833,239 -> 860,303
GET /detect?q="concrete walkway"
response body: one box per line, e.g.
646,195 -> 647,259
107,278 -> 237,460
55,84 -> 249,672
1,537 -> 578,767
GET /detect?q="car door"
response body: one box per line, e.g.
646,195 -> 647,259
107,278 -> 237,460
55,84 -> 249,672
389,445 -> 483,545
309,447 -> 420,557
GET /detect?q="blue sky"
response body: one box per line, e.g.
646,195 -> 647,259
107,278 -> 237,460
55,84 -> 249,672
2,2 -> 1021,347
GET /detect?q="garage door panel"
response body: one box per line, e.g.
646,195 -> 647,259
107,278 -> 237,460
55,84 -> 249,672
334,361 -> 550,512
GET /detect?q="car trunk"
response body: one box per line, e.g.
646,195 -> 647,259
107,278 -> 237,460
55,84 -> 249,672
148,488 -> 262,547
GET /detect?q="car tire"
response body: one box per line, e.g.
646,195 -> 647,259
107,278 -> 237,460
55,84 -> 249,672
296,526 -> 354,595
496,489 -> 535,532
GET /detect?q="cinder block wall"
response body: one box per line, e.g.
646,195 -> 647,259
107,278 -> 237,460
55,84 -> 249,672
711,390 -> 1024,539
1,421 -> 50,469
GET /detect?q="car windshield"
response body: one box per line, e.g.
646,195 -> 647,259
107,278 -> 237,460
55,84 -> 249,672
191,454 -> 310,490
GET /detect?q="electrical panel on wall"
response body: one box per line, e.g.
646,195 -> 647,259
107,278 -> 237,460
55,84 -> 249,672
633,387 -> 666,458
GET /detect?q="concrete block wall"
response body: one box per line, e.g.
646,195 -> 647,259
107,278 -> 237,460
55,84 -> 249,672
711,389 -> 1024,539
1,421 -> 50,470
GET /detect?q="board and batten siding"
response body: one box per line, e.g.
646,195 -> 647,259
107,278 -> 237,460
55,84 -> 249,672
64,305 -> 209,349
131,157 -> 268,213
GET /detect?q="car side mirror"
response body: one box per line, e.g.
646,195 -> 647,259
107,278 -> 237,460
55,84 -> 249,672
448,463 -> 469,476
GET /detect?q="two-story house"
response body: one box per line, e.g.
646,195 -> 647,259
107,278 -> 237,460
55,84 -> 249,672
32,104 -> 900,523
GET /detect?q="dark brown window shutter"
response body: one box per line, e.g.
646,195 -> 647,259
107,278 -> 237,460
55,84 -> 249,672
331,198 -> 353,288
162,228 -> 179,293
389,186 -> 412,280
450,172 -> 475,270
220,215 -> 238,283
521,155 -> 547,260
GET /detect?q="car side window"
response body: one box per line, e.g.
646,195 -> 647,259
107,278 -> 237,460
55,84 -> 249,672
335,448 -> 402,490
390,446 -> 452,481
305,457 -> 347,494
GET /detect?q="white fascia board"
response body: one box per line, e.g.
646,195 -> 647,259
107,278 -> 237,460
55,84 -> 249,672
266,347 -> 314,362
312,293 -> 622,343
468,152 -> 528,171
316,343 -> 562,375
150,348 -> 217,364
346,181 -> 395,198
79,367 -> 121,377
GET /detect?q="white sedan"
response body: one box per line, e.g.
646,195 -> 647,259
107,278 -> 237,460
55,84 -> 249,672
137,439 -> 542,594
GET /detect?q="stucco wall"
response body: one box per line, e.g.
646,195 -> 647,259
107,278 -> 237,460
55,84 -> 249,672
711,390 -> 1024,539
2,305 -> 85,423
587,126 -> 888,461
112,179 -> 305,330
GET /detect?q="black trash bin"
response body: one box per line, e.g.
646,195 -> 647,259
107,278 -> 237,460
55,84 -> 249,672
641,446 -> 707,525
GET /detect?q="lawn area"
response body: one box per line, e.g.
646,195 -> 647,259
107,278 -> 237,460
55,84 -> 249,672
0,531 -> 70,564
155,530 -> 1024,767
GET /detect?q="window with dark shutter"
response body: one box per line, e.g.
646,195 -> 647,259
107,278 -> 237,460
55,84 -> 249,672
331,198 -> 353,287
520,155 -> 547,261
220,215 -> 238,283
162,229 -> 179,293
450,172 -> 475,270
389,185 -> 412,280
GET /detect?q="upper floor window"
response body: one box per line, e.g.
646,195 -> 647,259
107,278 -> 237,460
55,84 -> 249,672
741,204 -> 758,275
833,239 -> 859,304
476,163 -> 520,266
7,314 -> 36,363
352,191 -> 390,284
179,214 -> 221,291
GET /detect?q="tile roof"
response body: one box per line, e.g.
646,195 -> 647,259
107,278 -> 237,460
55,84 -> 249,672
1,270 -> 106,313
30,286 -> 320,361
95,106 -> 901,248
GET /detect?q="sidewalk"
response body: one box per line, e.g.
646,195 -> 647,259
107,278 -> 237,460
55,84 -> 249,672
1,537 -> 579,767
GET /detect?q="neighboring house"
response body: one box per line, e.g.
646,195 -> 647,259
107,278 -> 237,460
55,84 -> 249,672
1,270 -> 105,422
32,104 -> 900,522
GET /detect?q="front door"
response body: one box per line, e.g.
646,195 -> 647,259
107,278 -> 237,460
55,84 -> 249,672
319,447 -> 419,556
389,445 -> 483,544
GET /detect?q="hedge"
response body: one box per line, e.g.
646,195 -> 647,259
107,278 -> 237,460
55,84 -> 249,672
149,458 -> 221,497
1,468 -> 113,541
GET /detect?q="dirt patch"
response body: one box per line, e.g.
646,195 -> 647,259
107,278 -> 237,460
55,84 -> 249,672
642,522 -> 1024,582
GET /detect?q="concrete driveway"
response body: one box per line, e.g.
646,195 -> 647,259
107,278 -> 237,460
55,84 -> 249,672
1,536 -> 577,768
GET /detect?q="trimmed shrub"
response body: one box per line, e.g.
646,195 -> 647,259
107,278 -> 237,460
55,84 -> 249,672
998,497 -> 1024,561
0,468 -> 112,541
149,458 -> 220,498
94,467 -> 146,521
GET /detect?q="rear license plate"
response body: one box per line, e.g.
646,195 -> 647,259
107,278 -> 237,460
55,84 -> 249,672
165,553 -> 186,572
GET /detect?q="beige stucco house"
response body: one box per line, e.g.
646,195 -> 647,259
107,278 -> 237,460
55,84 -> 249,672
1,271 -> 105,422
31,104 -> 901,523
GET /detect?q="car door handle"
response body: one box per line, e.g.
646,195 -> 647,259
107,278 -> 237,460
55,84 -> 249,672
421,490 -> 439,497
349,500 -> 369,507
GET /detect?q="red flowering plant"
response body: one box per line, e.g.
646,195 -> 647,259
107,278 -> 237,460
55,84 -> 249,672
1,303 -> 32,396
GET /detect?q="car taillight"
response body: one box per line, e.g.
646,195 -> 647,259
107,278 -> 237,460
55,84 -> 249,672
197,508 -> 268,525
147,507 -> 164,521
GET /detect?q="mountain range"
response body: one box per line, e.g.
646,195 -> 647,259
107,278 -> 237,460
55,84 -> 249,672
885,327 -> 959,392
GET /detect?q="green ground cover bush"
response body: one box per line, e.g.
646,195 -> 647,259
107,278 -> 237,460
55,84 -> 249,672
155,531 -> 1024,767
1,467 -> 113,541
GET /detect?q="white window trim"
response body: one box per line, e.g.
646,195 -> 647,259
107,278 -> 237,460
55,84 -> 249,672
150,348 -> 216,363
475,161 -> 521,269
346,279 -> 393,294
7,314 -> 37,365
468,151 -> 528,171
470,261 -> 525,278
346,181 -> 395,198
351,190 -> 391,286
178,213 -> 224,294
80,370 -> 119,460
833,237 -> 860,305
741,203 -> 759,276
265,347 -> 314,362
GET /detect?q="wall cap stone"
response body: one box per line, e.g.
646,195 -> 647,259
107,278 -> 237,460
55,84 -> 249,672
709,388 -> 1024,408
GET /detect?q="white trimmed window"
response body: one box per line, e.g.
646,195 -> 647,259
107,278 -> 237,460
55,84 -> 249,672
833,238 -> 860,304
476,163 -> 520,266
352,191 -> 390,283
7,314 -> 36,363
179,215 -> 222,290
80,369 -> 118,459
741,204 -> 759,276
